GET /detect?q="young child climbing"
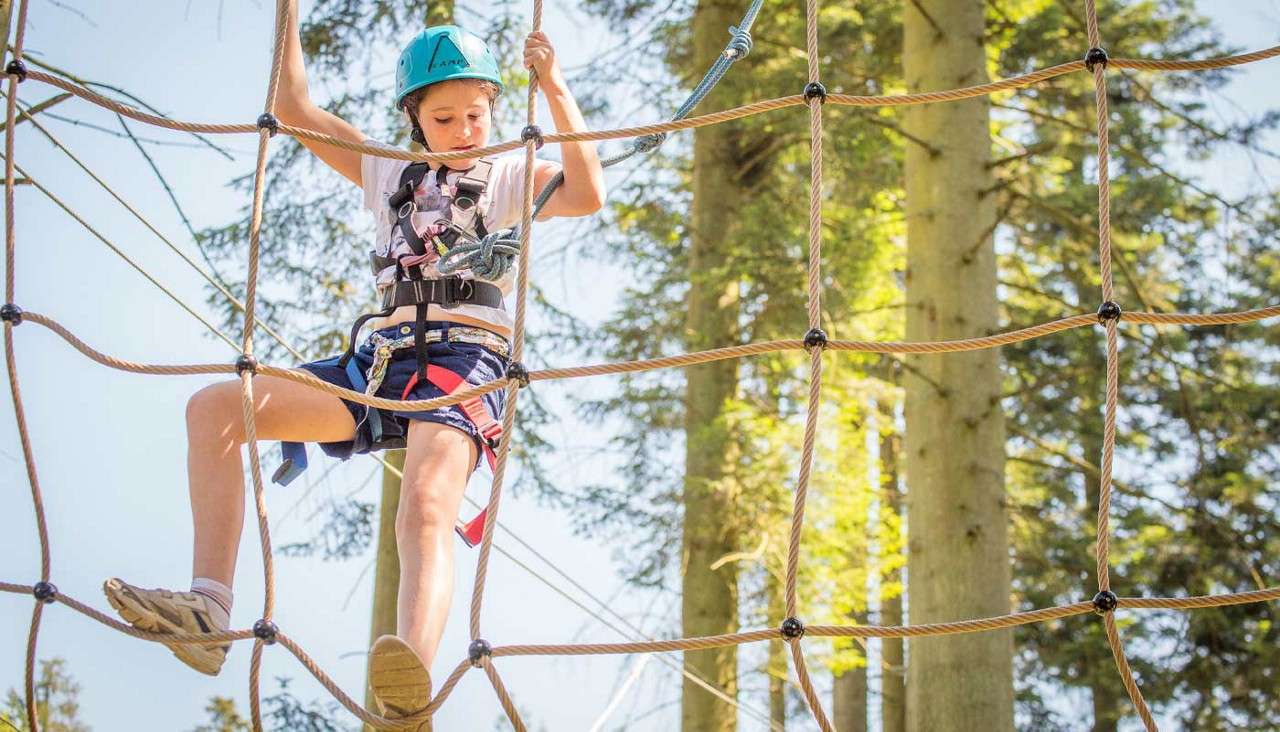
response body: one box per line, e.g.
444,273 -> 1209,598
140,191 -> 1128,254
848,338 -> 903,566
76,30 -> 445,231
102,1 -> 603,727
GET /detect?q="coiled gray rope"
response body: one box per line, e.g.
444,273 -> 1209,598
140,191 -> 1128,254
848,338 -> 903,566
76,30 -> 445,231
437,227 -> 521,281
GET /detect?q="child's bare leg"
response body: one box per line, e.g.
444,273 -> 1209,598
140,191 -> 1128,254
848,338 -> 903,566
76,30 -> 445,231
186,374 -> 358,586
395,421 -> 478,668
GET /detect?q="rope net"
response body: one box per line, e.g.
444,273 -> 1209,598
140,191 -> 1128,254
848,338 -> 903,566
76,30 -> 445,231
3,0 -> 1279,729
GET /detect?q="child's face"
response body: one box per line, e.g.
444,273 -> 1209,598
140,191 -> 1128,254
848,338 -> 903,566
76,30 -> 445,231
416,79 -> 493,169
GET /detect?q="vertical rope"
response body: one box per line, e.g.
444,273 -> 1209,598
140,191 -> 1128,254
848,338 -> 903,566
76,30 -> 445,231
23,603 -> 41,732
236,5 -> 291,730
784,0 -> 825,617
467,2 -> 543,728
1083,2 -> 1155,729
249,640 -> 266,732
238,0 -> 289,624
4,4 -> 44,731
784,0 -> 831,728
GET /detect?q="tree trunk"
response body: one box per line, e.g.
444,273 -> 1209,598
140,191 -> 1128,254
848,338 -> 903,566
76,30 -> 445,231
832,625 -> 868,732
681,1 -> 743,729
365,449 -> 406,719
767,570 -> 787,730
902,2 -> 1013,731
878,397 -> 906,732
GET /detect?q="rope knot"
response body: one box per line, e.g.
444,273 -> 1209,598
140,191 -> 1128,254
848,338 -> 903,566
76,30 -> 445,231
725,26 -> 753,59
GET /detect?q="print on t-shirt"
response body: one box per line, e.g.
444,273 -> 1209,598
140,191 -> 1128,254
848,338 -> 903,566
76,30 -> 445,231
381,169 -> 465,277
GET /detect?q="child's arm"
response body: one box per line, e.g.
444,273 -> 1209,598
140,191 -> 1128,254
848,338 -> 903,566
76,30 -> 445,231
523,31 -> 607,220
275,0 -> 367,187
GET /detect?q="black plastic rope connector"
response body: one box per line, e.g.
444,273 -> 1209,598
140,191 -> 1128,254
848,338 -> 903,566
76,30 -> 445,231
803,327 -> 828,351
32,581 -> 57,604
1097,300 -> 1122,324
1,303 -> 23,325
1092,590 -> 1119,615
253,618 -> 279,644
468,638 -> 492,667
802,81 -> 827,104
520,125 -> 545,150
256,113 -> 279,137
1085,47 -> 1110,72
235,354 -> 258,375
506,361 -> 530,388
780,617 -> 805,639
6,59 -> 27,82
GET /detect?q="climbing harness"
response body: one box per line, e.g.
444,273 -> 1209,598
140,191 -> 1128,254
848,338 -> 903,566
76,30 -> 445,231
274,325 -> 508,547
273,158 -> 513,550
350,157 -> 506,380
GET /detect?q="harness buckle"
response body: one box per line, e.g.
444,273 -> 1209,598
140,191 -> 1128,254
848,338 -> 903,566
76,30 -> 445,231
397,200 -> 416,219
456,279 -> 475,302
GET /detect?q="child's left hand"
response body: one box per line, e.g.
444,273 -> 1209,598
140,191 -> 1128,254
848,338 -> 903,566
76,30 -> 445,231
524,31 -> 564,87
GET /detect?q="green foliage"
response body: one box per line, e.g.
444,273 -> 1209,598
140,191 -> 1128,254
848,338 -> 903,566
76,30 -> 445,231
987,1 -> 1280,727
2,658 -> 90,732
189,679 -> 352,732
190,697 -> 250,732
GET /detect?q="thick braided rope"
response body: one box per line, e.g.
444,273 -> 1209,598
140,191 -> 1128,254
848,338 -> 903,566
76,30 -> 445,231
21,45 -> 1280,165
780,0 -> 834,725
18,305 -> 1280,406
222,5 -> 291,726
1084,2 -> 1155,729
3,1 -> 47,728
6,580 -> 1273,649
463,3 -> 545,728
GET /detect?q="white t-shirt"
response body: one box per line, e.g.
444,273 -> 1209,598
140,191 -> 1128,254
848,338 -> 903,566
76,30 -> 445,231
360,140 -> 529,336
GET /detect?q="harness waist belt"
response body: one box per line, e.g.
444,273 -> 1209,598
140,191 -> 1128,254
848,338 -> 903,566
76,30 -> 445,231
380,277 -> 504,310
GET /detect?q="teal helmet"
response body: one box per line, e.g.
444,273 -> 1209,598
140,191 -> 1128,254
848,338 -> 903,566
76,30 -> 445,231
395,25 -> 504,109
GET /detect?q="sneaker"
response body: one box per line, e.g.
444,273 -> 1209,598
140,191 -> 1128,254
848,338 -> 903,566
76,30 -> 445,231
103,577 -> 230,676
369,635 -> 433,731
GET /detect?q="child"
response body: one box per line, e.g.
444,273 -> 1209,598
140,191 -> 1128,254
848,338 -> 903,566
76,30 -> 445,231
103,2 -> 604,726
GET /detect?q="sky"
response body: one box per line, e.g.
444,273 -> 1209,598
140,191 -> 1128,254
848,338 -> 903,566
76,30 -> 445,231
2,1 -> 1279,731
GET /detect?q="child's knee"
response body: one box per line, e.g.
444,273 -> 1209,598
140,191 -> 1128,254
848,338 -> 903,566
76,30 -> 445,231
187,382 -> 243,443
395,484 -> 460,538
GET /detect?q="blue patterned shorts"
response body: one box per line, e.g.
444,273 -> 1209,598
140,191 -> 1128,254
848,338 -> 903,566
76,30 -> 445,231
299,321 -> 509,469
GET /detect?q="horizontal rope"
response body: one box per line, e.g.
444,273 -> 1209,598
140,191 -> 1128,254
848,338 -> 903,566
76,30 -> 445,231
23,305 -> 1277,409
2,558 -> 1277,714
21,45 -> 1279,165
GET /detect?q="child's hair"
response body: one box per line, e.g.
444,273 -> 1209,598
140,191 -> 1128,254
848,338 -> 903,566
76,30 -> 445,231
401,79 -> 502,147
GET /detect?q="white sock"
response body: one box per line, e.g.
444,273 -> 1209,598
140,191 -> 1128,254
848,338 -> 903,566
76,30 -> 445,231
191,577 -> 233,630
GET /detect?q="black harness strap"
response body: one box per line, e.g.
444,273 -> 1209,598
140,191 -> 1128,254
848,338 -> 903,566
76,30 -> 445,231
350,159 -> 502,378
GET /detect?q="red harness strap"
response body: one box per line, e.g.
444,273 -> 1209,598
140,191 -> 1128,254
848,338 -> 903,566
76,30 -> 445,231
401,364 -> 500,548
